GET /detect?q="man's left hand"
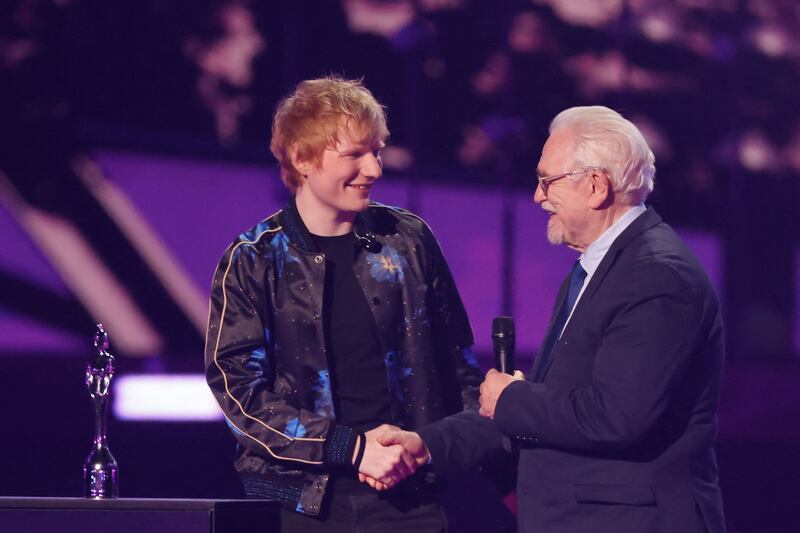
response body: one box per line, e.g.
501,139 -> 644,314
479,369 -> 524,418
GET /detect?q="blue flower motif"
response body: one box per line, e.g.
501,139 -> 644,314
239,221 -> 273,243
225,417 -> 245,438
312,369 -> 334,417
285,417 -> 307,438
384,350 -> 412,402
461,346 -> 480,370
245,347 -> 270,391
269,232 -> 300,278
367,245 -> 408,284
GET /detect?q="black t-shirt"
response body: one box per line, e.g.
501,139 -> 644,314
313,232 -> 394,494
313,232 -> 393,433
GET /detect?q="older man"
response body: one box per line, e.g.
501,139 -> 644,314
372,106 -> 726,533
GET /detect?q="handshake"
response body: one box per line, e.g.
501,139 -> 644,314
352,425 -> 428,491
351,369 -> 524,491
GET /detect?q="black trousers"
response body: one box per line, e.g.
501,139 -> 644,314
280,480 -> 446,533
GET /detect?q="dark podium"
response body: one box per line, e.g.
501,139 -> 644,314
0,497 -> 280,533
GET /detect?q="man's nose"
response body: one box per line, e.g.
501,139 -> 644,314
362,153 -> 382,179
533,182 -> 546,204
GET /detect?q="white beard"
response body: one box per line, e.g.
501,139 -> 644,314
546,217 -> 565,245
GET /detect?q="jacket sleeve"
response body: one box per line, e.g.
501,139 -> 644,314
418,410 -> 510,476
421,222 -> 484,412
494,261 -> 710,451
205,238 -> 357,467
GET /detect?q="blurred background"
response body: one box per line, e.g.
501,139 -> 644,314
1,1 -> 798,531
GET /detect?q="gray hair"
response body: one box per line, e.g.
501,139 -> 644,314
550,106 -> 655,204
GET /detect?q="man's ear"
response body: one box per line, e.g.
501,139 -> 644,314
289,145 -> 311,177
588,170 -> 611,209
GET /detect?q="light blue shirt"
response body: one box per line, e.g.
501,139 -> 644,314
561,204 -> 647,334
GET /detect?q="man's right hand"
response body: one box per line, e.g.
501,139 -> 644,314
355,424 -> 417,490
357,426 -> 431,490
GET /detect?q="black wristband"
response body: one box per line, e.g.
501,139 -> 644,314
353,433 -> 367,469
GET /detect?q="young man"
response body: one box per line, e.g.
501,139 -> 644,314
204,77 -> 482,532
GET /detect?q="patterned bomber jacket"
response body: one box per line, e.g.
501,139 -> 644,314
204,198 -> 483,516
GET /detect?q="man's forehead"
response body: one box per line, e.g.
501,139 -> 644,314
334,121 -> 384,149
538,129 -> 574,173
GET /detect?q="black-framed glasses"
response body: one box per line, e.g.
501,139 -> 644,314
537,166 -> 606,194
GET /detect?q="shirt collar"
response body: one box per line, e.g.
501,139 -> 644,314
580,203 -> 646,276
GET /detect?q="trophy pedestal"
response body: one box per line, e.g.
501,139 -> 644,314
0,497 -> 280,533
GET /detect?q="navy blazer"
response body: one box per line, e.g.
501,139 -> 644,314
419,208 -> 725,533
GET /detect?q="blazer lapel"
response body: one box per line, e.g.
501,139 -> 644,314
530,274 -> 570,380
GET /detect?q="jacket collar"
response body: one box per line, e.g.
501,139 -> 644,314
278,196 -> 377,253
583,206 -> 662,300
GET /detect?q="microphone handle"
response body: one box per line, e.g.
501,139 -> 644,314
496,347 -> 514,375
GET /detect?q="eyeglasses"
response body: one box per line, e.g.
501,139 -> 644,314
537,166 -> 606,195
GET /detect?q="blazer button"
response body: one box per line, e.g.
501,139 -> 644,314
372,297 -> 381,305
314,255 -> 324,264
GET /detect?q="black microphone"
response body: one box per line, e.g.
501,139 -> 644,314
492,316 -> 515,375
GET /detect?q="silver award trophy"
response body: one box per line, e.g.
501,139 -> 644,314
82,324 -> 119,498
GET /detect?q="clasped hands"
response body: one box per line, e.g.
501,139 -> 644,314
354,369 -> 523,490
354,425 -> 428,491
